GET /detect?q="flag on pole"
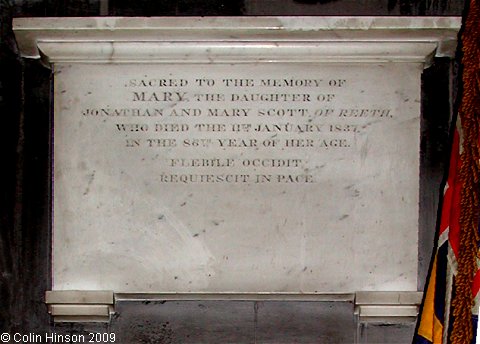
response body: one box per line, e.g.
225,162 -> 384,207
414,0 -> 480,343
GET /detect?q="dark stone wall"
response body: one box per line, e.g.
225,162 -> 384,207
0,0 -> 465,339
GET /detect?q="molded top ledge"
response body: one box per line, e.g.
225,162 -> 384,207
13,16 -> 461,63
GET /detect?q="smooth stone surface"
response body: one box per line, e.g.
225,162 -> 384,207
51,301 -> 417,344
53,300 -> 417,344
53,61 -> 420,293
13,17 -> 461,60
109,301 -> 354,344
256,301 -> 355,343
357,322 -> 417,344
111,301 -> 255,344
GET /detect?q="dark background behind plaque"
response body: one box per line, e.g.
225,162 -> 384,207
0,0 -> 464,342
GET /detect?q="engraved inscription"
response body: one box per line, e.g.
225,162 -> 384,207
54,62 -> 420,293
79,69 -> 393,185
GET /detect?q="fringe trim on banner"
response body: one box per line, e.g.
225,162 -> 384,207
450,0 -> 480,343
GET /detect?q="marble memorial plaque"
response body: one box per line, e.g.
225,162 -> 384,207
53,62 -> 420,293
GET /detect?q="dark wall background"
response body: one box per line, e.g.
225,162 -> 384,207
0,0 -> 465,336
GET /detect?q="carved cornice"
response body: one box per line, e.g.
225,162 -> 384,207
13,17 -> 461,64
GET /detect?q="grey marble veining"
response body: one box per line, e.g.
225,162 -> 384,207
10,16 -> 461,296
53,62 -> 420,293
